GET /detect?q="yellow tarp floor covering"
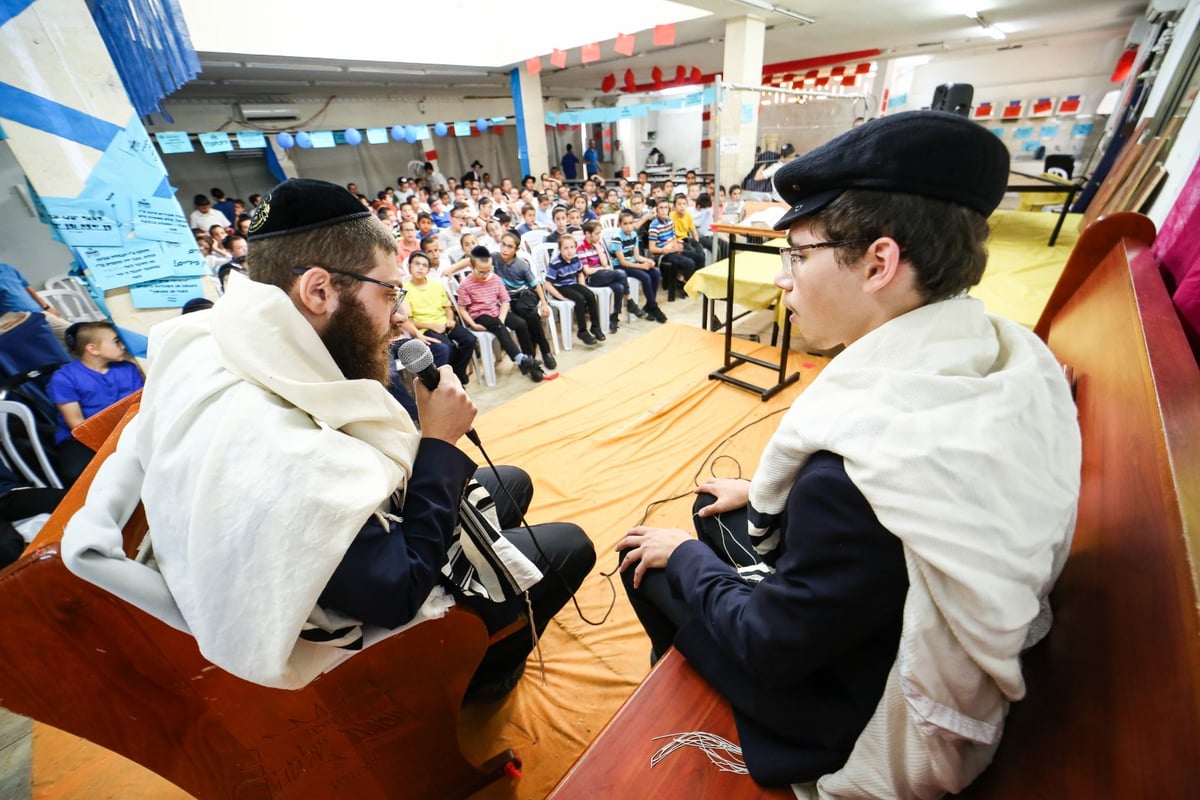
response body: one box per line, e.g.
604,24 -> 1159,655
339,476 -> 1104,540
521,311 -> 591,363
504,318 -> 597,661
29,209 -> 1077,799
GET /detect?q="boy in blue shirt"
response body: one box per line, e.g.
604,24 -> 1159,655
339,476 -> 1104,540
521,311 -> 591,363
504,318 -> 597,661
545,235 -> 605,346
48,322 -> 144,484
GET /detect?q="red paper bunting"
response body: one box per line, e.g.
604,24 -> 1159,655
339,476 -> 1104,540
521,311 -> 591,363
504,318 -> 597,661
841,75 -> 856,86
855,62 -> 871,74
653,23 -> 675,46
651,66 -> 663,82
674,65 -> 685,81
424,149 -> 438,161
582,42 -> 600,63
690,67 -> 702,83
601,73 -> 616,92
615,33 -> 635,57
550,49 -> 567,69
624,69 -> 637,90
830,66 -> 845,77
526,56 -> 542,75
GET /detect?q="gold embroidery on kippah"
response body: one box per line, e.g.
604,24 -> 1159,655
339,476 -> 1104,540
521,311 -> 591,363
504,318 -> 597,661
249,197 -> 271,233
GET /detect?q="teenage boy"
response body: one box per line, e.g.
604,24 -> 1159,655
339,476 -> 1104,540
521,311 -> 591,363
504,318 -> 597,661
516,205 -> 540,236
544,234 -> 604,346
416,212 -> 436,241
618,112 -> 1080,796
48,322 -> 144,484
610,210 -> 666,322
456,246 -> 544,383
492,232 -> 557,370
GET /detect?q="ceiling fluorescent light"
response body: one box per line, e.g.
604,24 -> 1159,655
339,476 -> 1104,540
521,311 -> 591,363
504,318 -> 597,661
987,27 -> 1006,40
200,60 -> 244,69
427,68 -> 489,77
775,7 -> 815,23
244,61 -> 343,72
345,66 -> 427,75
735,0 -> 774,10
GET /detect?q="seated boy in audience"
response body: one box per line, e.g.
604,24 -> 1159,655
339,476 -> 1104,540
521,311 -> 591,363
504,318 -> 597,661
545,234 -> 605,346
535,193 -> 556,229
48,322 -> 144,485
456,247 -> 544,383
403,251 -> 475,385
516,205 -> 541,236
416,212 -> 436,240
610,209 -> 667,323
429,198 -> 450,228
577,220 -> 628,333
566,208 -> 585,232
649,197 -> 702,291
545,207 -> 572,246
491,231 -> 557,370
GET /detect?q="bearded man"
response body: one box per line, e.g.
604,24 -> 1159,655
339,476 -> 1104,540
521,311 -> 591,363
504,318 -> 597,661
64,179 -> 593,699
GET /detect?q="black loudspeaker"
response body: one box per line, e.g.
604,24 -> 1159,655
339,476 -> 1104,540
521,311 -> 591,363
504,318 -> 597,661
931,83 -> 974,117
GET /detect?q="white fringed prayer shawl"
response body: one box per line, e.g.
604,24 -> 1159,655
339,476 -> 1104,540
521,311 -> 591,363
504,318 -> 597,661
62,275 -> 540,689
745,298 -> 1081,800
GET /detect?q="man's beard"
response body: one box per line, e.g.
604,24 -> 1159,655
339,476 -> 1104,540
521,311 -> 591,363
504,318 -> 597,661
320,294 -> 394,386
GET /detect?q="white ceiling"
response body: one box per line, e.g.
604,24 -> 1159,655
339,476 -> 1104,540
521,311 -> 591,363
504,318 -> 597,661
173,0 -> 1148,101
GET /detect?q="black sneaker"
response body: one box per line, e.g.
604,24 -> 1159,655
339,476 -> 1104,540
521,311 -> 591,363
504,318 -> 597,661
542,352 -> 557,370
648,305 -> 668,323
518,356 -> 542,379
527,363 -> 544,382
609,313 -> 620,333
578,329 -> 598,345
627,300 -> 647,319
591,327 -> 607,342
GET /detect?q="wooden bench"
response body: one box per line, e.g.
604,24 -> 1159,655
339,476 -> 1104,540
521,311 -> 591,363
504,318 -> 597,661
549,212 -> 1200,798
0,395 -> 518,800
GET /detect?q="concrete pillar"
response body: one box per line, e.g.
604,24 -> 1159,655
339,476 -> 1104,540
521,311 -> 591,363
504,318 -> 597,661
715,14 -> 766,190
0,0 -> 208,336
510,66 -> 549,179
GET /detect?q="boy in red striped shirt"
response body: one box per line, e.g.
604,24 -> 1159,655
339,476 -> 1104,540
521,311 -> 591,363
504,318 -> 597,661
456,246 -> 544,382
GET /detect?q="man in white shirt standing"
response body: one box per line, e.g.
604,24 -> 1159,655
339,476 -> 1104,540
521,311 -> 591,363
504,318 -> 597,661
189,194 -> 231,231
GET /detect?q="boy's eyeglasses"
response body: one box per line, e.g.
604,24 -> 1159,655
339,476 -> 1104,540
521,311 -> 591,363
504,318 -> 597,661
292,266 -> 407,313
778,240 -> 866,270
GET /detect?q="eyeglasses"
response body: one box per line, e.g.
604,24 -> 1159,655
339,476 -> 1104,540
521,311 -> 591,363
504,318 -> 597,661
779,240 -> 865,271
292,266 -> 407,313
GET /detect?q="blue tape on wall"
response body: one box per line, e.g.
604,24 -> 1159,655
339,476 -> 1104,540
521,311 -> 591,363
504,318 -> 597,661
0,82 -> 121,151
0,0 -> 37,27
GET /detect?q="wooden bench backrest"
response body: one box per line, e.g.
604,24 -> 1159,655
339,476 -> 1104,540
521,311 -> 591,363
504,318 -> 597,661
551,213 -> 1200,798
3,398 -> 514,800
961,215 -> 1200,797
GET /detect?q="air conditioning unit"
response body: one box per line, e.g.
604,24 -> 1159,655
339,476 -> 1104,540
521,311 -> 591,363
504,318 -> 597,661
237,103 -> 301,121
561,99 -> 590,111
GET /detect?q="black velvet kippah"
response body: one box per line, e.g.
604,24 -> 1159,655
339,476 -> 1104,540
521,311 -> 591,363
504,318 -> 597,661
772,110 -> 1010,231
470,245 -> 491,260
247,178 -> 371,240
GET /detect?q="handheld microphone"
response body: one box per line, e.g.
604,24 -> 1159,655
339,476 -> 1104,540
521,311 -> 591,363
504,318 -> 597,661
396,339 -> 480,446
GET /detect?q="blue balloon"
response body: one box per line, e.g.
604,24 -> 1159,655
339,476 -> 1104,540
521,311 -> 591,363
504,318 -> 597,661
404,126 -> 418,144
344,128 -> 362,146
390,124 -> 404,141
476,117 -> 489,132
276,131 -> 294,150
434,121 -> 448,137
295,131 -> 312,149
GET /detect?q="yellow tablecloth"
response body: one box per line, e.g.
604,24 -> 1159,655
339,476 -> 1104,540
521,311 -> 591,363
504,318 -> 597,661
683,248 -> 784,310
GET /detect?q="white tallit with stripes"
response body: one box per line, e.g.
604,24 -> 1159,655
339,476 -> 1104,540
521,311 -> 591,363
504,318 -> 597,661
63,273 -> 539,690
742,297 -> 1080,799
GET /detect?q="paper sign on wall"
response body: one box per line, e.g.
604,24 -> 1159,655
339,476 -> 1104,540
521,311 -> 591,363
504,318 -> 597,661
155,131 -> 193,153
236,130 -> 266,148
310,130 -> 336,148
366,127 -> 388,144
198,132 -> 233,153
129,278 -> 208,309
76,240 -> 177,290
39,197 -> 123,248
132,195 -> 190,242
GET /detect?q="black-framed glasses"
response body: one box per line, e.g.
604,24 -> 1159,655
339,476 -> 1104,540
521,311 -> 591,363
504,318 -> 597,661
778,240 -> 866,271
291,266 -> 406,313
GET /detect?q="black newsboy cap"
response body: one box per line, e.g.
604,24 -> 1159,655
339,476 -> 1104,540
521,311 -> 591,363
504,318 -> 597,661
247,178 -> 372,240
772,110 -> 1010,231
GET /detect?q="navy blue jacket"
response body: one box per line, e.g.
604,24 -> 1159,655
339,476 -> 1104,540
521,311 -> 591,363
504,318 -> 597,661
319,438 -> 476,629
667,451 -> 909,785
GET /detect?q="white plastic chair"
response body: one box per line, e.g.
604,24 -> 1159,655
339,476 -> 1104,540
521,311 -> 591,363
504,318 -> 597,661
599,213 -> 619,229
42,275 -> 106,320
520,229 -> 548,254
39,289 -> 106,323
443,275 -> 502,387
530,243 -> 575,351
0,400 -> 63,489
